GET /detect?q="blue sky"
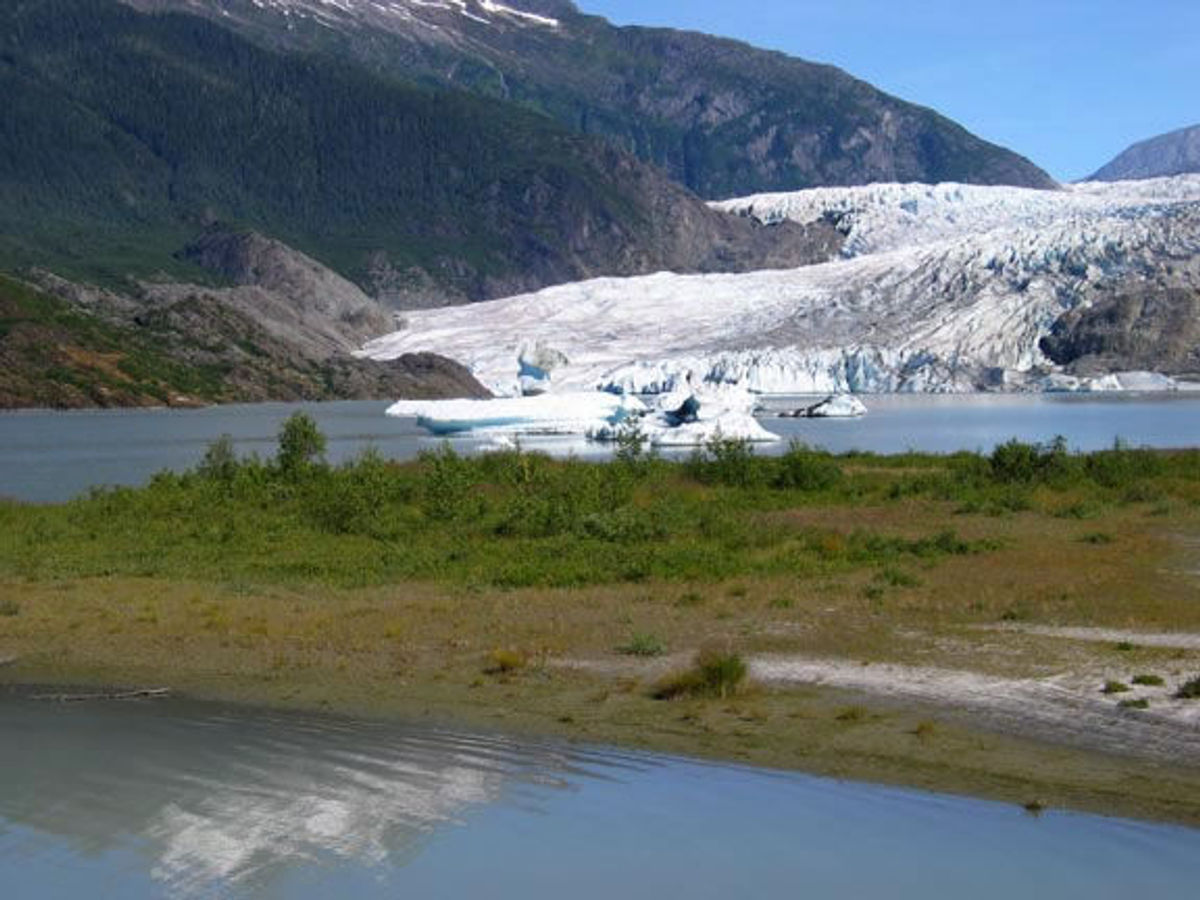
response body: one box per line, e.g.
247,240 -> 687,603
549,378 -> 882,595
581,1 -> 1199,182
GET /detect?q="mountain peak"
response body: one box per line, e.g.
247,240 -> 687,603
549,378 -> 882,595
1088,123 -> 1200,182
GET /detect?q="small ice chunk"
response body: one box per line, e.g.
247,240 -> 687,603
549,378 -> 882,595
778,394 -> 867,418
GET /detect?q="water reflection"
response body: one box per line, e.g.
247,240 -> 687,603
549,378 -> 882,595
0,696 -> 634,895
3,693 -> 1200,898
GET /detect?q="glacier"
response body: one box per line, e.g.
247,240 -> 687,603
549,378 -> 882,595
359,175 -> 1200,395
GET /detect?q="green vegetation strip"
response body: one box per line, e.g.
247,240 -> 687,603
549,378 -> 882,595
4,417 -> 1200,825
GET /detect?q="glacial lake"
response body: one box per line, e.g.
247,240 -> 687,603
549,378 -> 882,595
3,392 -> 1200,503
2,693 -> 1198,899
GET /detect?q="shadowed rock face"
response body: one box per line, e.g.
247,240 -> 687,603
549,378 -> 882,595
176,229 -> 393,354
1040,288 -> 1200,376
1088,124 -> 1200,182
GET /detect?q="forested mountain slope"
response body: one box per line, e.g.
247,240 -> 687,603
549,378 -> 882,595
124,0 -> 1056,197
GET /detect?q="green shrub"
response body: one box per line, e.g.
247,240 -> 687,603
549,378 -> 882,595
772,442 -> 842,491
652,648 -> 747,699
989,437 -> 1075,485
1131,674 -> 1164,686
1101,680 -> 1130,694
1085,440 -> 1165,489
197,434 -> 239,483
686,436 -> 762,487
276,412 -> 326,476
1118,698 -> 1150,710
0,599 -> 19,617
484,648 -> 527,674
1175,676 -> 1200,699
616,633 -> 666,657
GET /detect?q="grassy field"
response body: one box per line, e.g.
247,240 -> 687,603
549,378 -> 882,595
3,417 -> 1200,824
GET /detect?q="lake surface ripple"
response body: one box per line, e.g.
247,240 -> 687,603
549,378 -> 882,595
1,695 -> 1198,898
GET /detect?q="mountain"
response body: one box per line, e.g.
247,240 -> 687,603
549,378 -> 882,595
1,270 -> 489,409
1088,124 -> 1200,182
0,0 -> 831,307
360,176 -> 1200,393
121,0 -> 1056,198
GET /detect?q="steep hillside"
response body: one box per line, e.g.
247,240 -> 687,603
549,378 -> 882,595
1089,124 -> 1200,182
122,0 -> 1056,197
0,0 -> 829,304
1,272 -> 489,409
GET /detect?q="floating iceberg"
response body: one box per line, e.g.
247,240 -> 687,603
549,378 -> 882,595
778,394 -> 868,418
387,392 -> 645,436
590,384 -> 780,446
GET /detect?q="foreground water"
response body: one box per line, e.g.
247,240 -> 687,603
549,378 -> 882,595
3,393 -> 1200,503
1,695 -> 1197,899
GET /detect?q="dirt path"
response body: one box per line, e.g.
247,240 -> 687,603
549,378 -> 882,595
750,655 -> 1200,765
554,650 -> 1200,766
976,624 -> 1200,650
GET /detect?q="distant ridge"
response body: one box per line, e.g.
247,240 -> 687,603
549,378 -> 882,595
1088,124 -> 1200,182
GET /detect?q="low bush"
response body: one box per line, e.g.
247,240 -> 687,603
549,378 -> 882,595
652,649 -> 747,699
1131,674 -> 1164,686
616,633 -> 666,657
772,442 -> 843,491
1101,680 -> 1130,694
989,437 -> 1075,485
484,648 -> 527,674
1175,676 -> 1200,699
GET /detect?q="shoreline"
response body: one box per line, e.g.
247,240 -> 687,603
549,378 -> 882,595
5,618 -> 1200,829
4,440 -> 1200,828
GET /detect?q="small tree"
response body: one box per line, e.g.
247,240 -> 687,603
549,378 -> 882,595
276,412 -> 326,476
198,433 -> 238,483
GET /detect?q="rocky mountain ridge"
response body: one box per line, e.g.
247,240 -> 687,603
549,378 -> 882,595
1,0 -> 837,307
1089,124 -> 1200,182
121,0 -> 1055,197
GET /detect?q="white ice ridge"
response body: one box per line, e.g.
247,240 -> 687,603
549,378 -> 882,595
711,175 -> 1200,258
360,175 -> 1200,395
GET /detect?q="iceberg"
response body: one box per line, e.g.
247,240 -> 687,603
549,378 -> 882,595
387,392 -> 645,436
778,394 -> 868,418
589,384 -> 780,446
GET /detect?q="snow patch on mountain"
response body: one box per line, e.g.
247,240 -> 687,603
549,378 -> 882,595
360,176 -> 1200,394
247,0 -> 559,29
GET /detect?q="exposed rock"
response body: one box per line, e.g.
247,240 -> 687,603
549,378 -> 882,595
1040,288 -> 1200,377
177,228 -> 393,353
3,272 -> 487,409
1088,124 -> 1200,182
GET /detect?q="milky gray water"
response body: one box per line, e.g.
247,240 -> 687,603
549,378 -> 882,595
2,393 -> 1200,503
1,694 -> 1197,899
